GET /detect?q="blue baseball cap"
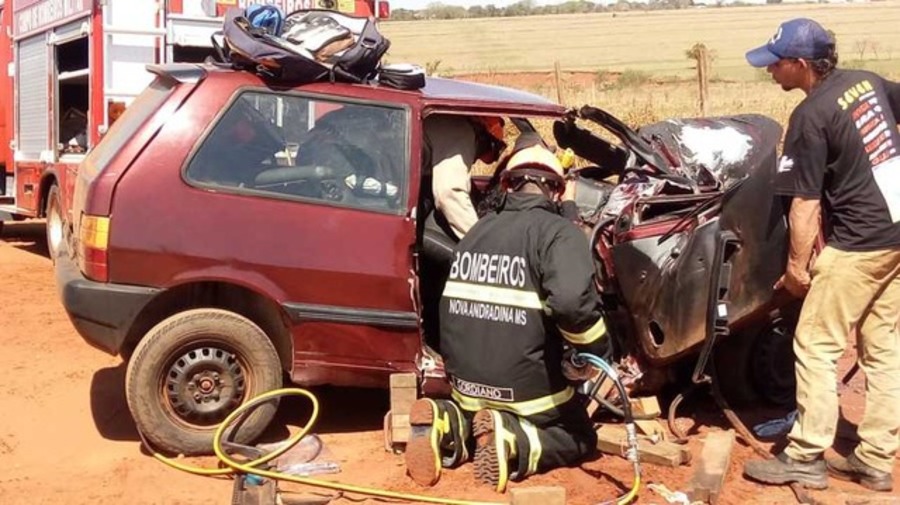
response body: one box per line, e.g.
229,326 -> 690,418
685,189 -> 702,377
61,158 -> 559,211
745,18 -> 833,68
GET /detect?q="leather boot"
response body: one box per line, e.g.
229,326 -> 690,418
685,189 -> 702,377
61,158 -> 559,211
743,452 -> 828,489
826,452 -> 892,492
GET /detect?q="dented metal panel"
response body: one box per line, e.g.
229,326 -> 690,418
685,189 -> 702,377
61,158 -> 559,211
559,111 -> 787,363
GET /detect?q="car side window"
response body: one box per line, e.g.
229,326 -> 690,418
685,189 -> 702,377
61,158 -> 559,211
185,91 -> 409,213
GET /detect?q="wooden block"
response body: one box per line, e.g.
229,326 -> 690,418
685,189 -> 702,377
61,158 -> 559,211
509,486 -> 566,505
391,413 -> 409,428
279,494 -> 335,505
687,429 -> 735,505
235,478 -> 277,505
390,372 -> 418,389
595,424 -> 690,468
389,373 -> 418,415
631,396 -> 662,417
391,425 -> 410,443
586,376 -> 615,417
634,418 -> 668,441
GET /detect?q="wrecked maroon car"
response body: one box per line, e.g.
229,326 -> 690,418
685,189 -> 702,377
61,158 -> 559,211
55,63 -> 795,456
553,106 -> 798,407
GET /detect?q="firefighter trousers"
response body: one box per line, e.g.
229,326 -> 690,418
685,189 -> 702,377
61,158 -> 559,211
438,398 -> 597,477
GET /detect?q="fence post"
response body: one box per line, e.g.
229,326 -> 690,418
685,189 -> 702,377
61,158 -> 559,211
554,61 -> 564,105
695,43 -> 710,116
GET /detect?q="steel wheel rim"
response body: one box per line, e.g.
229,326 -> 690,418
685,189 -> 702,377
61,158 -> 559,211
159,341 -> 250,429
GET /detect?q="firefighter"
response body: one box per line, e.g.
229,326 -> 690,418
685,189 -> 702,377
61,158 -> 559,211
419,115 -> 507,353
405,143 -> 607,491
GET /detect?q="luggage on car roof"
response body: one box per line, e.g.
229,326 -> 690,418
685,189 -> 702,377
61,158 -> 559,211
214,7 -> 391,84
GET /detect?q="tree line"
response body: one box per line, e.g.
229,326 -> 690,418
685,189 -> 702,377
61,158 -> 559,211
388,0 -> 785,21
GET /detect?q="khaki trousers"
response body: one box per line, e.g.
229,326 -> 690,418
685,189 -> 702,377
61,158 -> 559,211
784,245 -> 900,473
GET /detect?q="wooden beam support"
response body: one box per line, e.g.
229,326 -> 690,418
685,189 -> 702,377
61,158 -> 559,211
509,486 -> 566,505
595,424 -> 691,468
687,429 -> 735,505
384,373 -> 418,451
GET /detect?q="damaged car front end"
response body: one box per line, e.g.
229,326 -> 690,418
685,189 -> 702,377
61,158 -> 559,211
555,107 -> 798,405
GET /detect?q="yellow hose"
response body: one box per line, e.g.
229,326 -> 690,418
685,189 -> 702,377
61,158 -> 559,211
146,387 -> 501,505
616,471 -> 641,505
147,387 -> 641,505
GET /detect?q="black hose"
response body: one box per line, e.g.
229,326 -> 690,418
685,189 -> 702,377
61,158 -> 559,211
577,353 -> 641,505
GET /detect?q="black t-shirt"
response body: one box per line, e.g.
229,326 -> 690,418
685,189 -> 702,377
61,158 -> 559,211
775,69 -> 900,251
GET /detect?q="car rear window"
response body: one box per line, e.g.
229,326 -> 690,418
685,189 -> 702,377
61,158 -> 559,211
81,78 -> 176,179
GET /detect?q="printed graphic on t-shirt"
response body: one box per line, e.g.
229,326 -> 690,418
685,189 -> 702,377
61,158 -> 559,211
777,155 -> 794,173
844,79 -> 900,222
443,250 -> 534,326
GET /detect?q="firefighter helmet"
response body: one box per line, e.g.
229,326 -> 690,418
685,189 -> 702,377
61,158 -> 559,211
500,144 -> 565,194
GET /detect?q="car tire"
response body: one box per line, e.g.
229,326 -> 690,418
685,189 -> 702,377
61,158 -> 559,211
126,309 -> 283,455
714,314 -> 797,408
712,327 -> 759,406
750,316 -> 797,408
45,183 -> 63,262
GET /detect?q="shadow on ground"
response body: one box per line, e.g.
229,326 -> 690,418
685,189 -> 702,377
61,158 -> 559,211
0,221 -> 49,259
90,364 -> 389,448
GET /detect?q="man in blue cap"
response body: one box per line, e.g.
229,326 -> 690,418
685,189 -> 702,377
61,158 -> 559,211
742,18 -> 900,492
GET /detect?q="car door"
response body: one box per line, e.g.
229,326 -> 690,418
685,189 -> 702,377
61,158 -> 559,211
181,90 -> 420,386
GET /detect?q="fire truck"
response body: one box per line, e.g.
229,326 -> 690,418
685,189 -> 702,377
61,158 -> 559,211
0,0 -> 389,252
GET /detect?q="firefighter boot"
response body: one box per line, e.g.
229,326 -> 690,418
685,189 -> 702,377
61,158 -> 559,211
405,398 -> 470,486
473,409 -> 527,493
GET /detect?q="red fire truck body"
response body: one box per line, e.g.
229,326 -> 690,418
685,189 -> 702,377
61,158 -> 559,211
0,0 -> 388,245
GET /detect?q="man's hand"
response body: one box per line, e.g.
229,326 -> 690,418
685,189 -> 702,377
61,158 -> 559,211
774,265 -> 811,297
775,196 -> 821,298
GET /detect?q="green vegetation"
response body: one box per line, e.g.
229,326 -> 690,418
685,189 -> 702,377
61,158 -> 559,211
615,69 -> 652,88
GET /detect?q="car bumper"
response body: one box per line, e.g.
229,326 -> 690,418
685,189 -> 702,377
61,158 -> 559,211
55,247 -> 161,355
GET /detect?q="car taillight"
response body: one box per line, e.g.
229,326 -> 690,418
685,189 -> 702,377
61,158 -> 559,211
79,214 -> 110,282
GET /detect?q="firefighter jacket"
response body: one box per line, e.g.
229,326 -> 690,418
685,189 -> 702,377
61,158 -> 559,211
438,193 -> 608,423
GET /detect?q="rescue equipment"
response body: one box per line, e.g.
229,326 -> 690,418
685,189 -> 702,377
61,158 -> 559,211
141,358 -> 643,505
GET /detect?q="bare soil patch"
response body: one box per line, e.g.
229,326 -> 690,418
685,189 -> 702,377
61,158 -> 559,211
0,221 -> 896,504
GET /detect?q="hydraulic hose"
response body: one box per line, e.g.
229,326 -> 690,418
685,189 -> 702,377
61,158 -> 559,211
575,353 -> 641,505
145,381 -> 643,505
144,388 -> 501,505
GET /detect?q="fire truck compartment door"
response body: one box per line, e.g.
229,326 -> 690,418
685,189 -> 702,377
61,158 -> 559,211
17,34 -> 50,161
167,15 -> 221,49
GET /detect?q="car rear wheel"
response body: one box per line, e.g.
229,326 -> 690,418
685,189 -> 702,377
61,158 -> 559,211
714,314 -> 797,408
126,309 -> 283,455
45,183 -> 63,262
750,316 -> 797,408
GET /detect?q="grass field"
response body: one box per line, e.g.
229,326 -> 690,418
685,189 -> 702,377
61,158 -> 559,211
380,1 -> 900,80
381,2 -> 900,129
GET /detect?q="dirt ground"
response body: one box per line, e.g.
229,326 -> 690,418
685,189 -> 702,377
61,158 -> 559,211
1,220 -> 899,505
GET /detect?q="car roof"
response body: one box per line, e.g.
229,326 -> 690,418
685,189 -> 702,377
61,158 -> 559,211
417,76 -> 563,113
161,64 -> 565,117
